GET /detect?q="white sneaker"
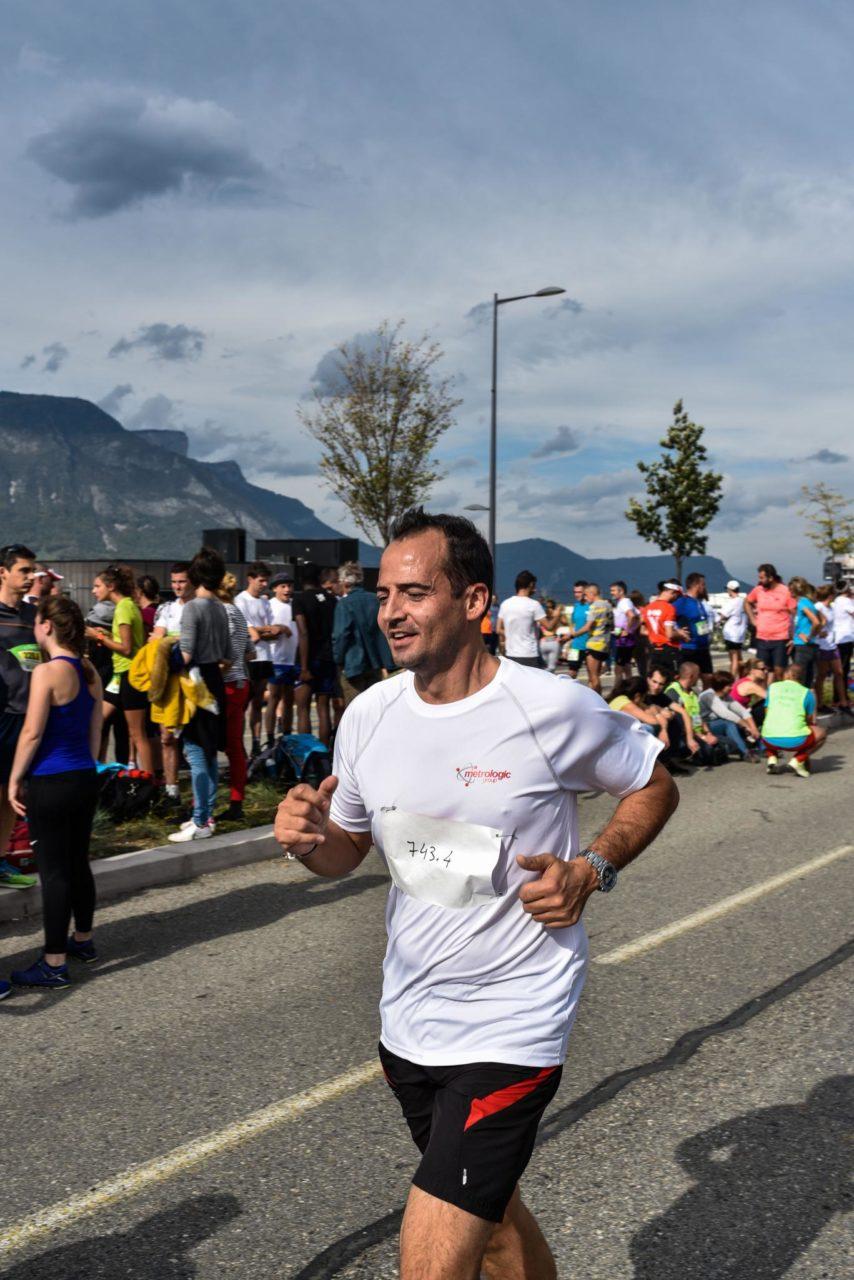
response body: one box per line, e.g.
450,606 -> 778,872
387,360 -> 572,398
169,823 -> 213,843
180,818 -> 215,832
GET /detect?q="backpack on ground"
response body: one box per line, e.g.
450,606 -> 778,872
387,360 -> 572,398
99,768 -> 158,823
275,733 -> 332,790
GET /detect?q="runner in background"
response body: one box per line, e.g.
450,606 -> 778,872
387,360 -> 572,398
564,581 -> 589,680
151,562 -> 194,808
718,580 -> 748,677
0,543 -> 40,890
675,572 -> 713,683
571,583 -> 613,694
497,571 -> 545,668
84,574 -> 125,767
293,563 -> 337,746
216,573 -> 253,824
235,562 -> 275,758
745,564 -> 795,682
267,572 -> 300,743
610,581 -> 640,682
7,596 -> 102,988
85,564 -> 151,775
640,582 -> 684,677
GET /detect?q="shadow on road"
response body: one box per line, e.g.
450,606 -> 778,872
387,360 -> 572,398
629,1075 -> 853,1279
1,872 -> 387,1016
2,1192 -> 241,1279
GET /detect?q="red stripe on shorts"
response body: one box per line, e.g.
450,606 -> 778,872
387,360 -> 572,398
463,1067 -> 557,1132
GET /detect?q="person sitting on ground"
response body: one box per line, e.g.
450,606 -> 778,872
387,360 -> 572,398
608,675 -> 695,775
730,656 -> 770,732
497,571 -> 546,668
698,672 -> 759,761
814,584 -> 852,716
7,596 -> 103,989
665,661 -> 723,764
645,663 -> 697,763
762,662 -> 826,778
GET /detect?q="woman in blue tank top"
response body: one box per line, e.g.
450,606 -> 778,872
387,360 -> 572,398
6,596 -> 103,990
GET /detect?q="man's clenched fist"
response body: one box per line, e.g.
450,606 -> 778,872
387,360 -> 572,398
275,775 -> 339,857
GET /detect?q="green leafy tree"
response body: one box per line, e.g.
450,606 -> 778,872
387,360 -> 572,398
798,482 -> 854,559
625,400 -> 723,582
298,320 -> 461,546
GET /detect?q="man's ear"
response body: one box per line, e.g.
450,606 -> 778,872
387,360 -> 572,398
467,582 -> 490,620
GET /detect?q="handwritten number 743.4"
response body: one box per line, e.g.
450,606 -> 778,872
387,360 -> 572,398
406,840 -> 453,868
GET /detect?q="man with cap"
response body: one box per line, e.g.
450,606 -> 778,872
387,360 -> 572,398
640,582 -> 687,676
718,580 -> 748,678
266,572 -> 301,748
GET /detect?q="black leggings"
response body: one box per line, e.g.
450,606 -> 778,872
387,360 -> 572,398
27,769 -> 99,953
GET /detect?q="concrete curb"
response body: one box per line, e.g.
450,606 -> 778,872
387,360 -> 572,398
0,824 -> 279,928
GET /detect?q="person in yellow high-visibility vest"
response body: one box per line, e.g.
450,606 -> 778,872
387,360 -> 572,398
762,663 -> 827,778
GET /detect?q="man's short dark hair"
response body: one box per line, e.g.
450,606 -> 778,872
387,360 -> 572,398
246,561 -> 271,580
648,663 -> 672,681
574,580 -> 588,589
685,571 -> 705,589
301,562 -> 320,586
515,570 -> 537,593
1,543 -> 36,571
757,563 -> 778,580
189,546 -> 226,592
388,507 -> 493,604
170,561 -> 190,576
610,580 -> 627,593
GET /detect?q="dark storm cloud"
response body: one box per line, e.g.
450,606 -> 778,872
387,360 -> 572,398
97,383 -> 134,417
803,448 -> 849,464
531,426 -> 581,459
42,342 -> 69,373
109,323 -> 206,362
19,354 -> 36,369
27,94 -> 272,218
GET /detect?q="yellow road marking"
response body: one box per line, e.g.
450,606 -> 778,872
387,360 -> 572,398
595,844 -> 854,965
0,1058 -> 382,1258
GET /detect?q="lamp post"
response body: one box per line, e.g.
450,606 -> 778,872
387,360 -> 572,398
487,287 -> 565,569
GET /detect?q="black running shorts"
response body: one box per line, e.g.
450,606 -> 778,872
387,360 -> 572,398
378,1042 -> 562,1223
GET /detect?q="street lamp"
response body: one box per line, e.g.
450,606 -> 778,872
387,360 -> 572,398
488,287 -> 565,568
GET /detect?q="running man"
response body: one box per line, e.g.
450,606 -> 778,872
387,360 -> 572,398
640,582 -> 685,676
609,580 -> 640,682
564,580 -> 588,679
570,583 -> 613,693
274,509 -> 678,1280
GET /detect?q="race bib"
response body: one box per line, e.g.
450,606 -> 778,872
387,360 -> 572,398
567,647 -> 581,661
107,676 -> 121,695
9,643 -> 41,672
379,807 -> 503,910
695,620 -> 710,636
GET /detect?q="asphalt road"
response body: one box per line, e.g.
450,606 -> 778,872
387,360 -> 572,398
1,724 -> 851,1278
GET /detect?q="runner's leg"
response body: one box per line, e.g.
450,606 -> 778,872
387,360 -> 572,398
265,681 -> 282,744
482,1187 -> 557,1280
124,709 -> 154,774
316,693 -> 331,745
585,652 -> 603,693
400,1185 -> 492,1280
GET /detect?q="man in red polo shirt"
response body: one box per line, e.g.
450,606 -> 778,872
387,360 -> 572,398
640,582 -> 685,676
745,564 -> 796,682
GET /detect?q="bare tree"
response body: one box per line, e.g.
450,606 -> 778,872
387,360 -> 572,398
298,321 -> 461,545
798,482 -> 854,559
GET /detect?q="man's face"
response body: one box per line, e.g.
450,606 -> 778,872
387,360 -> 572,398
584,585 -> 598,603
274,582 -> 292,602
172,572 -> 193,602
0,556 -> 35,600
680,664 -> 700,688
758,569 -> 771,587
377,530 -> 483,674
647,671 -> 666,696
661,588 -> 678,604
573,585 -> 585,602
609,585 -> 623,601
322,575 -> 342,597
248,574 -> 268,597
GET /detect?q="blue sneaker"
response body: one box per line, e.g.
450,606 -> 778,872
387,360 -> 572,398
66,935 -> 98,964
11,956 -> 71,989
0,980 -> 11,1001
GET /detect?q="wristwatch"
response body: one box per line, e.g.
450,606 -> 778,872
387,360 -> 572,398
582,849 -> 618,893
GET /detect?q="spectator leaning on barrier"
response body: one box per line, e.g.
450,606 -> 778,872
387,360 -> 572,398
745,564 -> 795,682
331,561 -> 393,705
497,570 -> 546,668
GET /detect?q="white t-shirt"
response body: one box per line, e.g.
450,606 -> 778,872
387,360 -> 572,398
718,595 -> 748,644
330,659 -> 661,1067
235,590 -> 273,662
497,595 -> 546,658
816,602 -> 836,652
153,598 -> 186,636
832,593 -> 854,645
270,598 -> 299,665
613,596 -> 639,637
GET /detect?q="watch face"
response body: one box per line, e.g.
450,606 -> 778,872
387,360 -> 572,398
600,863 -> 618,892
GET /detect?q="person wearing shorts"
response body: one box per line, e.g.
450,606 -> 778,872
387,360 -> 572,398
571,584 -> 613,693
745,564 -> 795,681
293,564 -> 338,746
610,580 -> 640,681
84,564 -> 150,774
675,572 -> 714,680
151,562 -> 194,806
564,581 -> 588,677
275,509 -> 678,1280
640,583 -> 684,677
718,580 -> 748,677
266,573 -> 301,744
236,563 -> 277,757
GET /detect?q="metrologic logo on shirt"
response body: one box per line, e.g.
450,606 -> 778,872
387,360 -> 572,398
455,764 -> 512,787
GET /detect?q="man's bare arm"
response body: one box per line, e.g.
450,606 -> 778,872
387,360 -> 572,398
274,776 -> 372,877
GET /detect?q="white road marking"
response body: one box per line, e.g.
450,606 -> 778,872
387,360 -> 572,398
0,1057 -> 383,1258
594,844 -> 854,966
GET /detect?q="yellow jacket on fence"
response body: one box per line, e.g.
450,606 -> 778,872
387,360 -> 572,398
129,637 -> 216,730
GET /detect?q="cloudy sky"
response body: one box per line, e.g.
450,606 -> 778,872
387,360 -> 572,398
3,0 -> 853,579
